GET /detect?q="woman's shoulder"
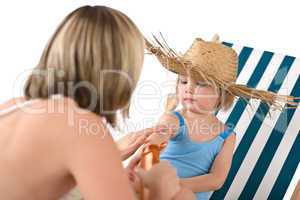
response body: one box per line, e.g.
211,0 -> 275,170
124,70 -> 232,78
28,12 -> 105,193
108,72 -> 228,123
21,96 -> 107,142
45,97 -> 106,135
30,97 -> 114,163
0,97 -> 26,110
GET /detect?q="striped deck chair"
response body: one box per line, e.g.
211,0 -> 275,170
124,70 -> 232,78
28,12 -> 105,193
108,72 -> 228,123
209,42 -> 300,200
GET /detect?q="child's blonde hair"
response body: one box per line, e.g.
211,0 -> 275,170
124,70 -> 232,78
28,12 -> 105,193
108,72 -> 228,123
24,6 -> 144,126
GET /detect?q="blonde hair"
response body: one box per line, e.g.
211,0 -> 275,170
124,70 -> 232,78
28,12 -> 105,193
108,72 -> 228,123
165,77 -> 235,112
24,6 -> 144,127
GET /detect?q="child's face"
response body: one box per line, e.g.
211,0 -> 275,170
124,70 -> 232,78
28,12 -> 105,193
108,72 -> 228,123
177,75 -> 220,114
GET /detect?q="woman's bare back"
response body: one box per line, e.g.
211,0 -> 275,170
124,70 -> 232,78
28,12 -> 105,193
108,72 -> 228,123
0,97 -> 135,200
0,98 -> 76,199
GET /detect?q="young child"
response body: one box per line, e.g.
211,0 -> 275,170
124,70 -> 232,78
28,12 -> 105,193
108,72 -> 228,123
142,35 -> 299,200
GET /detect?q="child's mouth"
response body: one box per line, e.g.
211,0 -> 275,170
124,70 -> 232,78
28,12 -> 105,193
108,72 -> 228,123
183,98 -> 194,103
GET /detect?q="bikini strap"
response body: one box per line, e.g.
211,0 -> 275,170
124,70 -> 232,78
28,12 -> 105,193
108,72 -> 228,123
0,100 -> 35,116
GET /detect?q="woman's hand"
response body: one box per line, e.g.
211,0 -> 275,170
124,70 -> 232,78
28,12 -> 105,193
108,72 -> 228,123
117,125 -> 169,160
125,166 -> 142,193
126,155 -> 196,200
136,161 -> 181,200
125,155 -> 181,200
143,124 -> 178,147
144,132 -> 170,146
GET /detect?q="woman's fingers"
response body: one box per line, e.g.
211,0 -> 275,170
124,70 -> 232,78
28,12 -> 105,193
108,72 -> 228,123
142,125 -> 169,137
128,134 -> 148,154
125,167 -> 142,193
127,151 -> 143,170
128,125 -> 171,146
119,125 -> 175,160
133,134 -> 147,146
119,132 -> 148,160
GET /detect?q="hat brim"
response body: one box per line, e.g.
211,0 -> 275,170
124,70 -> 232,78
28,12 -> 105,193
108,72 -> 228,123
146,39 -> 212,83
145,36 -> 299,111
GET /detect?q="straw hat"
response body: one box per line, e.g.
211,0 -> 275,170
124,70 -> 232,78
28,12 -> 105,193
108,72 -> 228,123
145,34 -> 299,111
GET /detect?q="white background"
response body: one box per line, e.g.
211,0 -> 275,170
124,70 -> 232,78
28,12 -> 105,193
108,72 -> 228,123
1,0 -> 300,127
0,1 -> 299,198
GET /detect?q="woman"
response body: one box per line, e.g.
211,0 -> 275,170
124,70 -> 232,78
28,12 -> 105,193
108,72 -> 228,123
0,6 -> 180,200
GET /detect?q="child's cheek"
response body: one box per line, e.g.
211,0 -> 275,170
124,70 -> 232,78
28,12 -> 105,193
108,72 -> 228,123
194,97 -> 218,111
177,89 -> 185,103
193,92 -> 218,110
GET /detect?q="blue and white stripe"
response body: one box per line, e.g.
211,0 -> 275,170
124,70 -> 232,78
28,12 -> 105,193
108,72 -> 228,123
209,42 -> 300,200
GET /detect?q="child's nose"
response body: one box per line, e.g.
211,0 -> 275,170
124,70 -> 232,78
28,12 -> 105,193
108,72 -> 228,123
185,82 -> 194,94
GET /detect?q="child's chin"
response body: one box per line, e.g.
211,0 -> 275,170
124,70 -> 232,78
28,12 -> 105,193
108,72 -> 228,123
187,105 -> 216,114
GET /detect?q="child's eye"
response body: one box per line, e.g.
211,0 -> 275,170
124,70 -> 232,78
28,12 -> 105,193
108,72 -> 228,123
180,80 -> 187,84
196,82 -> 208,87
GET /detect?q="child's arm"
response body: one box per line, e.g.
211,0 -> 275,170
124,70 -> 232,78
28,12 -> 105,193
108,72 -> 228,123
146,112 -> 179,146
180,133 -> 236,192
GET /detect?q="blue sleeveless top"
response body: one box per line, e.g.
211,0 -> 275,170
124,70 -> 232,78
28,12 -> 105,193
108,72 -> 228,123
160,111 -> 235,200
